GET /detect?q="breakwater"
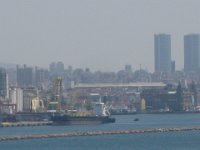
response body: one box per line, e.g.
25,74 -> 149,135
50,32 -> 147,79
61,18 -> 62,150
1,126 -> 200,141
0,121 -> 52,127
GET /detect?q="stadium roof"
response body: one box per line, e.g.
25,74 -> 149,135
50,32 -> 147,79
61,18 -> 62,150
73,82 -> 166,88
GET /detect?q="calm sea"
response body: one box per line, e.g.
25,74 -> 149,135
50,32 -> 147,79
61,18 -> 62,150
1,113 -> 200,150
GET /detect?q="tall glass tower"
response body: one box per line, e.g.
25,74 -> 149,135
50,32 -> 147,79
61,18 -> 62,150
154,34 -> 171,73
184,34 -> 200,73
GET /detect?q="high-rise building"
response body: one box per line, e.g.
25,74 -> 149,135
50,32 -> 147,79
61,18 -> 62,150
154,34 -> 171,73
57,61 -> 65,77
171,61 -> 176,73
0,68 -> 9,99
17,65 -> 33,87
49,61 -> 65,78
184,34 -> 200,72
49,62 -> 56,77
35,67 -> 49,88
125,65 -> 132,73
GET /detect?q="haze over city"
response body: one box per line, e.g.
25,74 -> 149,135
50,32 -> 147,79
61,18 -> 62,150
2,1 -> 200,149
1,0 -> 200,72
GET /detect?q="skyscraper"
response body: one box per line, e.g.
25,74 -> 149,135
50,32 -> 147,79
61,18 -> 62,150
154,34 -> 171,73
17,65 -> 33,87
35,67 -> 49,88
57,61 -> 65,77
49,61 -> 65,78
49,62 -> 56,77
0,68 -> 9,99
184,34 -> 200,72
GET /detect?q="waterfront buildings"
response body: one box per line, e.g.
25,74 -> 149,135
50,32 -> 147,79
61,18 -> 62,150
184,34 -> 200,73
141,88 -> 178,111
154,34 -> 171,73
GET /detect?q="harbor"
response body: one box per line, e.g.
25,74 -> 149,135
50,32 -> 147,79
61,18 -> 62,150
1,114 -> 200,150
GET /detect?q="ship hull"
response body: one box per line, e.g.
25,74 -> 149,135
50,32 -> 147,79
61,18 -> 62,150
51,115 -> 115,125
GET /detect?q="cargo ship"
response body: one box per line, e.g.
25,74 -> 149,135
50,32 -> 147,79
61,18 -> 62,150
51,115 -> 115,125
51,101 -> 115,125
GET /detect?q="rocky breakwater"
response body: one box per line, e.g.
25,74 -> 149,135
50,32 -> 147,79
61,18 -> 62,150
0,121 -> 52,127
1,126 -> 200,141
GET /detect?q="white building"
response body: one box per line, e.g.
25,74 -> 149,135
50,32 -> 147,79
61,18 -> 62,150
9,87 -> 23,112
32,97 -> 44,112
23,88 -> 38,112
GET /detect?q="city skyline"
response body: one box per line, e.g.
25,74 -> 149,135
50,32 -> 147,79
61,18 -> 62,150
1,1 -> 200,149
1,31 -> 199,73
1,1 -> 200,72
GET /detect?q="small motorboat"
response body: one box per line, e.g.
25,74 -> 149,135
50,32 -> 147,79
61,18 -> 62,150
134,118 -> 139,121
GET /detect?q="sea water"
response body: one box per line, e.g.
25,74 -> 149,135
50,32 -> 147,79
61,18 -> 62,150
0,114 -> 200,150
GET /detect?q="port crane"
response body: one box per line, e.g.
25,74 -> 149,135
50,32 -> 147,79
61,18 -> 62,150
47,77 -> 64,112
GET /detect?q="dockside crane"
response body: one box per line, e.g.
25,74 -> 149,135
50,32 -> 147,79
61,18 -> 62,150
47,77 -> 64,112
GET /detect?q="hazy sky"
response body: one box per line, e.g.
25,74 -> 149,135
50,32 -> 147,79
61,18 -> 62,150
0,0 -> 200,72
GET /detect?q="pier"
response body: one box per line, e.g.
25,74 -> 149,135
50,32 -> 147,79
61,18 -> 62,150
1,126 -> 200,141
